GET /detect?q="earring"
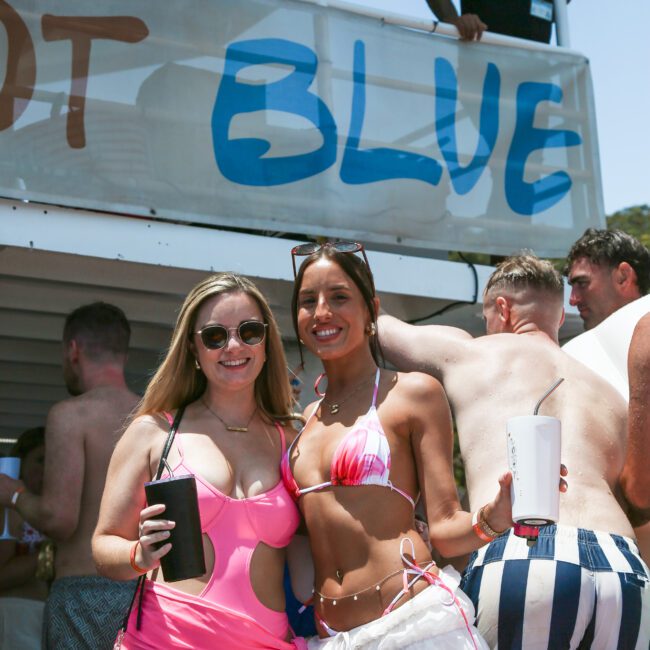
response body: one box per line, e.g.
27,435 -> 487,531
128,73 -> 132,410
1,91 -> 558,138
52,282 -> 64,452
366,322 -> 377,337
194,359 -> 201,370
314,372 -> 328,397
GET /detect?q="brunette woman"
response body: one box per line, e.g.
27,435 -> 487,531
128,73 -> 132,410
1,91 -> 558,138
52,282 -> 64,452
281,242 -> 511,648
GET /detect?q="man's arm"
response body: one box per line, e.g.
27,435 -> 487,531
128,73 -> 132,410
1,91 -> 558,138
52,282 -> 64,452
425,0 -> 487,40
407,372 -> 512,557
620,313 -> 650,525
0,400 -> 84,539
377,313 -> 473,381
425,0 -> 459,22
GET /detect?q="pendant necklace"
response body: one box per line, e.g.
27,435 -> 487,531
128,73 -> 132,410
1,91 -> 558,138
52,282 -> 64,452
202,398 -> 257,432
322,371 -> 376,415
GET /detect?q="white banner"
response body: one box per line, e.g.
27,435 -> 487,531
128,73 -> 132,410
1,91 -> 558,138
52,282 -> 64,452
0,0 -> 604,257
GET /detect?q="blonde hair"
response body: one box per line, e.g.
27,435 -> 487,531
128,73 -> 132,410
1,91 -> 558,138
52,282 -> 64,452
136,273 -> 294,423
484,253 -> 563,304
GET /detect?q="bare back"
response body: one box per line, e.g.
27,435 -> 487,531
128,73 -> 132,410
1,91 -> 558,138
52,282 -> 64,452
47,386 -> 139,577
379,317 -> 633,538
447,333 -> 631,536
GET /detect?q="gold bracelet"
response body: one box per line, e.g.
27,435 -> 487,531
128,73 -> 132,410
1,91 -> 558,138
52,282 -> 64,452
478,505 -> 507,538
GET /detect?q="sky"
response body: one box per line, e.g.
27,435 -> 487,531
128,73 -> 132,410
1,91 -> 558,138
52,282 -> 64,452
358,0 -> 650,216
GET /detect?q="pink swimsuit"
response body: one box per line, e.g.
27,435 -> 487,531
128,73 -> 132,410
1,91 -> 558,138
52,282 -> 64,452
281,369 -> 416,508
122,420 -> 305,650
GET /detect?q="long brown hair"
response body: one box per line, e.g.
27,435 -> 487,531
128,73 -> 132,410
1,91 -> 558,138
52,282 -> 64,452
137,273 -> 294,423
291,246 -> 384,367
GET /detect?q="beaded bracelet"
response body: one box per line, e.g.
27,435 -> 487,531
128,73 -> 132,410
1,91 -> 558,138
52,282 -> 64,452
129,540 -> 148,574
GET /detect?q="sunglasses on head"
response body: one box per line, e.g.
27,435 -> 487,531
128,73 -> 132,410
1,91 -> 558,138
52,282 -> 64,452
195,320 -> 268,350
290,241 -> 368,277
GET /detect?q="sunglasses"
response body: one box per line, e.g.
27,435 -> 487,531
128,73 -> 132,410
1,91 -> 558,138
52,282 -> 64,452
195,320 -> 268,350
290,241 -> 369,277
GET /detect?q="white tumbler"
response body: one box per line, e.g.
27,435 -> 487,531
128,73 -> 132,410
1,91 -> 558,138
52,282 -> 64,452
507,415 -> 561,526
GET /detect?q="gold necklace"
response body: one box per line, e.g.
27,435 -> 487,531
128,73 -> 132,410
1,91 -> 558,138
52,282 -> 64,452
322,371 -> 376,415
202,398 -> 257,432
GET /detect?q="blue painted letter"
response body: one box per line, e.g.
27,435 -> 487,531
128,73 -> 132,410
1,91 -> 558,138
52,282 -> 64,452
340,41 -> 442,185
506,82 -> 582,215
212,39 -> 337,186
435,58 -> 500,195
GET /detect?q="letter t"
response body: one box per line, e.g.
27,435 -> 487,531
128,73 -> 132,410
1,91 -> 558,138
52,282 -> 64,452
41,15 -> 148,148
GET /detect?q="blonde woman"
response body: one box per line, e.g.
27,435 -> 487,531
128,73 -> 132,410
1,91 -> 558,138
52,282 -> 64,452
93,273 -> 306,649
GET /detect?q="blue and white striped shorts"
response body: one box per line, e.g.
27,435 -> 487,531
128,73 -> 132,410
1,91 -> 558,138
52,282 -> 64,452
460,524 -> 650,649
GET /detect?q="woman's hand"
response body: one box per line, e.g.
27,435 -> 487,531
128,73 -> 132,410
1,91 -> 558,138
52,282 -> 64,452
483,471 -> 514,534
133,503 -> 174,572
485,464 -> 569,534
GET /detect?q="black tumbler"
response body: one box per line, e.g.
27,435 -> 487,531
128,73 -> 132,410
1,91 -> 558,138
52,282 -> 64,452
144,474 -> 206,582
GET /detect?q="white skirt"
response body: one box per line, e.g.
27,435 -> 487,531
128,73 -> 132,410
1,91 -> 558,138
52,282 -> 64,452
307,566 -> 488,650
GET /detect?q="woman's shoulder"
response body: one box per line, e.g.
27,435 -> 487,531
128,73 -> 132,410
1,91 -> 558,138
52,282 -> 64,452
121,412 -> 171,447
270,414 -> 305,446
388,370 -> 446,402
128,411 -> 172,430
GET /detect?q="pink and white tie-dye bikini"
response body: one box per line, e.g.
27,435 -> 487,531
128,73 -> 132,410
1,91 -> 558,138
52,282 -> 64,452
281,369 -> 481,647
281,368 -> 415,508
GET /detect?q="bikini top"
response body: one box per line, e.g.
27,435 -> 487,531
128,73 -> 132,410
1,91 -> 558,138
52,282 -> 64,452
281,369 -> 416,508
160,416 -> 299,625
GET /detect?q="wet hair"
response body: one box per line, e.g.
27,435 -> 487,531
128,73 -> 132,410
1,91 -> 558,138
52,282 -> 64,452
484,254 -> 563,303
136,273 -> 294,423
63,302 -> 130,360
10,426 -> 45,460
291,245 -> 384,367
564,228 -> 650,294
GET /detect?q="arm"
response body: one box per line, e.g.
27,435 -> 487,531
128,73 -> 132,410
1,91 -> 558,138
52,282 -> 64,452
287,534 -> 314,604
425,0 -> 459,21
92,416 -> 173,581
620,313 -> 650,524
408,373 -> 512,557
425,0 -> 487,40
0,401 -> 85,539
377,313 -> 473,382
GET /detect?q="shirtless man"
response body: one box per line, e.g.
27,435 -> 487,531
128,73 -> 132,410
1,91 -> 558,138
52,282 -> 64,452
0,302 -> 140,649
379,254 -> 650,649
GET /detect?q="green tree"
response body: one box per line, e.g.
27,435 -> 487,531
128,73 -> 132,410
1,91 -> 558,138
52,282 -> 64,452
606,204 -> 650,248
607,204 -> 650,248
